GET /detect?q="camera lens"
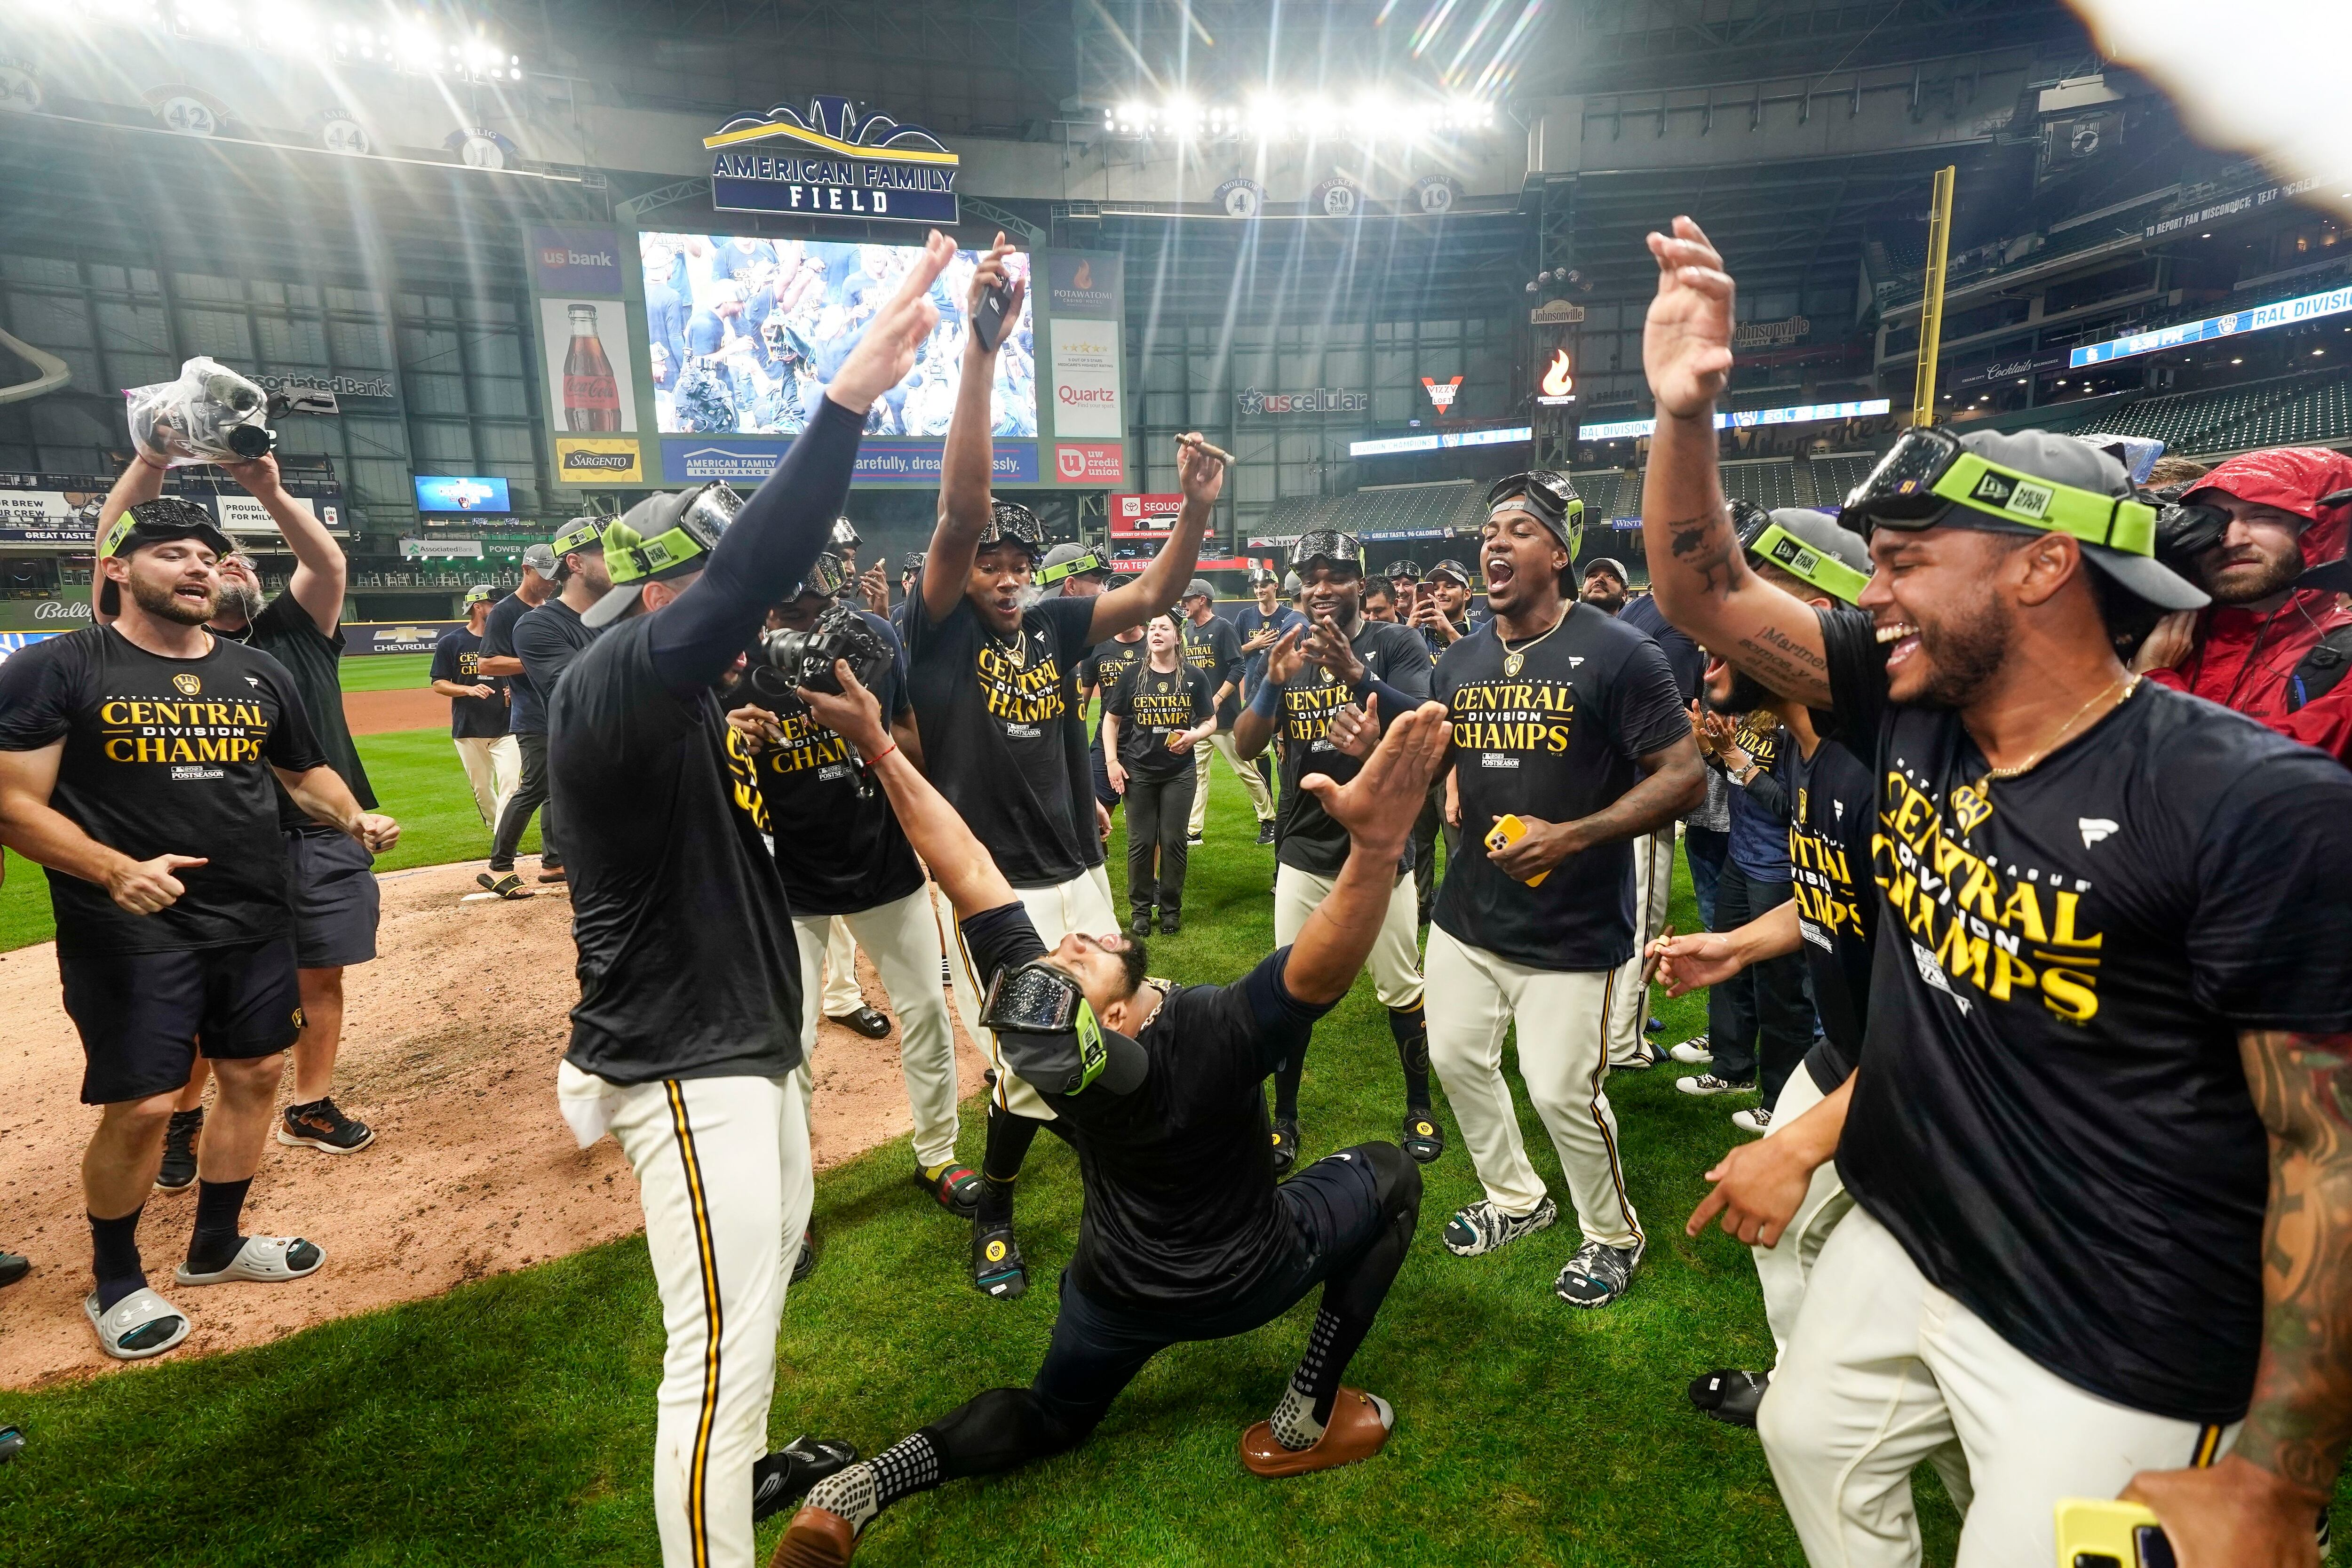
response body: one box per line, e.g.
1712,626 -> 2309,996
225,422 -> 272,459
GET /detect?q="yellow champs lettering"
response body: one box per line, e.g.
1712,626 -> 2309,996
975,643 -> 1066,728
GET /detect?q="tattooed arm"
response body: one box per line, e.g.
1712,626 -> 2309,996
2122,1027 -> 2352,1568
1638,216 -> 1834,708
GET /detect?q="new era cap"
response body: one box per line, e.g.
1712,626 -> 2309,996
521,543 -> 559,577
98,497 -> 235,616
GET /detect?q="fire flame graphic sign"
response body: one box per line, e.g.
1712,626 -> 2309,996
1539,348 -> 1575,400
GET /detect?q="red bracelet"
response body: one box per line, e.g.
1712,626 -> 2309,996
866,740 -> 898,766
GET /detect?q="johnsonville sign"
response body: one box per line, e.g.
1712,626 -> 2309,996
705,96 -> 959,224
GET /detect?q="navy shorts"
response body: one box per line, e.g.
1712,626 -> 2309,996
61,937 -> 304,1105
286,827 -> 380,969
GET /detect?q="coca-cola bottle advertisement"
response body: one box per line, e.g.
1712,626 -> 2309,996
538,298 -> 637,434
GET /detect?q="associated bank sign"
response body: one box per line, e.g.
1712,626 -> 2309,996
705,97 -> 959,224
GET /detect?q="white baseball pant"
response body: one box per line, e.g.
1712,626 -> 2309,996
1604,825 -> 1677,1066
1271,863 -> 1423,1010
1751,1063 -> 1854,1364
1424,927 -> 1641,1250
818,917 -> 864,1019
792,887 -> 960,1170
938,869 -> 1119,1120
555,1064 -> 814,1568
1189,728 -> 1276,835
452,734 -> 521,830
1759,1205 -> 2234,1568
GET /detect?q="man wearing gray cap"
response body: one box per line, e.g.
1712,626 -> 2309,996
1179,577 -> 1274,845
477,538 -> 564,898
1645,216 -> 2352,1566
429,584 -> 516,831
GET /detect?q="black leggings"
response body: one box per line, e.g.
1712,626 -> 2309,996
1124,767 -> 1196,916
922,1142 -> 1422,1482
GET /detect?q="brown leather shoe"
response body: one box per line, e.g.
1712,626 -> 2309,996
770,1505 -> 858,1568
1239,1388 -> 1394,1477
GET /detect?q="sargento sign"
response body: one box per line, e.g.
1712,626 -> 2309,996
705,96 -> 959,224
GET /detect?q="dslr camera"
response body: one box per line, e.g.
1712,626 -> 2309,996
751,601 -> 892,700
126,357 -> 280,467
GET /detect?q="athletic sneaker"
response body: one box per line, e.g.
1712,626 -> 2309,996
1256,820 -> 1276,846
793,1230 -> 815,1286
1131,909 -> 1154,939
1555,1237 -> 1643,1309
0,1251 -> 28,1289
1270,1117 -> 1300,1174
1669,1034 -> 1713,1065
1401,1108 -> 1444,1163
1187,832 -> 1204,847
1676,1074 -> 1754,1098
1732,1107 -> 1772,1135
752,1436 -> 857,1525
1443,1196 -> 1557,1257
971,1222 -> 1026,1300
156,1107 -> 203,1191
1689,1368 -> 1769,1428
1159,910 -> 1181,936
1611,1039 -> 1669,1072
1645,1015 -> 1667,1034
278,1097 -> 375,1154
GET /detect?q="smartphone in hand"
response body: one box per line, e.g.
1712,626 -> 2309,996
973,276 -> 1016,352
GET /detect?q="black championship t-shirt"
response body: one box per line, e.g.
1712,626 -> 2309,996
1431,606 -> 1688,971
1181,613 -> 1244,728
1079,635 -> 1145,745
1724,711 -> 1792,880
1107,662 -> 1212,783
548,613 -> 803,1084
905,593 -> 1097,888
961,902 -> 1333,1312
1788,729 -> 1875,1093
755,611 -> 925,918
430,628 -> 508,740
1271,617 -> 1434,877
1820,606 -> 2352,1423
242,593 -> 375,834
514,598 -> 599,715
0,626 -> 328,956
483,591 -> 543,735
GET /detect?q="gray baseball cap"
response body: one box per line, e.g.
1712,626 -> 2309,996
521,543 -> 559,577
1181,577 -> 1216,602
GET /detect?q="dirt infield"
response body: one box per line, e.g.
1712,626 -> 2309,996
344,686 -> 451,735
0,860 -> 988,1389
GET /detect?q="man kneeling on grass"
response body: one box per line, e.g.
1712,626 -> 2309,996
769,664 -> 1449,1567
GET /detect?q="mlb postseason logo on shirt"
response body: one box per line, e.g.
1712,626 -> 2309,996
704,96 -> 960,224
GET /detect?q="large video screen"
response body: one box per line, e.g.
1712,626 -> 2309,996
638,232 -> 1036,439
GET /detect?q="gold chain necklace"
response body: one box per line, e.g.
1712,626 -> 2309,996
1497,606 -> 1569,677
1974,674 -> 2139,792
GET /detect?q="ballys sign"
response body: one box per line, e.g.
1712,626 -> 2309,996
705,96 -> 959,224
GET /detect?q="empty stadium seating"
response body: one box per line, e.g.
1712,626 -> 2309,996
1808,452 -> 1880,510
1717,458 -> 1800,510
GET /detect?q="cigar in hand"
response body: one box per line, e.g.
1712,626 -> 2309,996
1176,433 -> 1233,465
1640,923 -> 1675,986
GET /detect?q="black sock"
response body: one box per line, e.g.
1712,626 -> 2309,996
89,1208 -> 146,1313
804,1433 -> 941,1533
977,1105 -> 1042,1229
187,1177 -> 253,1273
1389,1004 -> 1432,1109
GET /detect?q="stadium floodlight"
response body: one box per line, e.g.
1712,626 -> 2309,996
1,0 -> 527,82
1101,88 -> 1498,143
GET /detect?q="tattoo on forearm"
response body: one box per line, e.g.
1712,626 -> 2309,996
1663,511 -> 1738,595
2236,1028 -> 2352,1496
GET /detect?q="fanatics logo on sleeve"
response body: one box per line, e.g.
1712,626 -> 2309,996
2078,817 -> 2119,847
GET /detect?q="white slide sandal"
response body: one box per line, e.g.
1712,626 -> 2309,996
85,1288 -> 191,1361
173,1235 -> 326,1287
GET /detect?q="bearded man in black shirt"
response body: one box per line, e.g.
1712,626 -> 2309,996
542,235 -> 949,1568
768,671 -> 1450,1568
904,234 -> 1221,1304
1643,215 -> 2352,1568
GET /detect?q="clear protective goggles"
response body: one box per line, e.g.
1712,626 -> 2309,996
979,501 -> 1045,552
1291,530 -> 1365,574
609,481 -> 743,586
1485,470 -> 1587,557
978,960 -> 1109,1096
1838,427 -> 2157,556
793,552 -> 848,601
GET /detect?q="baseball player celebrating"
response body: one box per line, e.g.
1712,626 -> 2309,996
430,585 -> 518,830
1646,215 -> 2352,1567
1178,576 -> 1276,844
1231,531 -> 1439,1171
722,555 -> 977,1222
543,234 -> 950,1568
1340,473 -> 1702,1308
771,669 -> 1450,1568
1649,507 -> 1887,1425
904,234 -> 1220,1303
0,499 -> 395,1361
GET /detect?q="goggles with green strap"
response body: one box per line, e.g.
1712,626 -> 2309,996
1840,427 -> 2158,556
980,960 -> 1112,1096
604,481 -> 743,585
1743,520 -> 1870,605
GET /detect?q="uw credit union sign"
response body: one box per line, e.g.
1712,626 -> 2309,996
706,96 -> 959,224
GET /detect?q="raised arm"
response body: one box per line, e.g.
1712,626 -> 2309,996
924,235 -> 1025,623
2123,1028 -> 2352,1564
1087,439 -> 1222,643
797,663 -> 1016,920
88,457 -> 167,618
224,453 -> 344,634
1640,217 -> 1832,708
1279,703 -> 1450,1005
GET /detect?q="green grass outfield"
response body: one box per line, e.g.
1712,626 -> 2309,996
0,749 -> 1973,1565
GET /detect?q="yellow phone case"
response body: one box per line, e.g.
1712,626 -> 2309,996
2053,1498 -> 2172,1568
1485,813 -> 1549,888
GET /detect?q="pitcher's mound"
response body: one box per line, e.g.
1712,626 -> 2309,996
0,860 -> 986,1388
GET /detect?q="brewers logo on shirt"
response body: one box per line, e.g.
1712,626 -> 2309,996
1874,766 -> 2103,1023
